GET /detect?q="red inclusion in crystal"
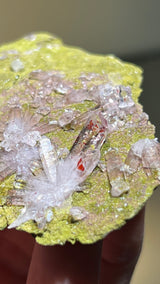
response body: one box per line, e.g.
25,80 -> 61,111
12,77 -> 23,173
87,120 -> 94,130
77,158 -> 85,171
99,127 -> 105,133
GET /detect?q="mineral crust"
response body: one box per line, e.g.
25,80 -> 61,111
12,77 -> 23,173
0,33 -> 159,245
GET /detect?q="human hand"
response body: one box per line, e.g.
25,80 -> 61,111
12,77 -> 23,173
27,208 -> 145,284
0,208 -> 144,284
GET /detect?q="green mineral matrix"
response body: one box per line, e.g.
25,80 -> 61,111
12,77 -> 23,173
0,32 -> 159,246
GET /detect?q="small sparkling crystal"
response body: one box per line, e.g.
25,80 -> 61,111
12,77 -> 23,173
70,207 -> 88,221
10,59 -> 24,72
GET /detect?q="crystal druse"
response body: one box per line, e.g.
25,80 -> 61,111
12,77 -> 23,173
0,33 -> 159,245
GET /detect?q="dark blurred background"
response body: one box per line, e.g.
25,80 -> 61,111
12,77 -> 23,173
0,1 -> 159,283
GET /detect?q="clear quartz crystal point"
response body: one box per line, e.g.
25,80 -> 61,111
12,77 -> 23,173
39,136 -> 57,182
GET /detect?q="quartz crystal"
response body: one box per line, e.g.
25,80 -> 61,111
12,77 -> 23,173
10,59 -> 24,72
0,33 -> 159,245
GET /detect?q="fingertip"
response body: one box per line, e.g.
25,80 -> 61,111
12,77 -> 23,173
100,207 -> 145,283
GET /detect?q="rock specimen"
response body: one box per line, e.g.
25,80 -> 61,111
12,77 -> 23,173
0,33 -> 159,245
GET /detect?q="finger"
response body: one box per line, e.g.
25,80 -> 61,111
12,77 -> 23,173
27,241 -> 102,284
100,207 -> 145,284
0,228 -> 34,284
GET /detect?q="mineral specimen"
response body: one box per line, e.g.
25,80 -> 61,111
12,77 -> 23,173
0,33 -> 159,245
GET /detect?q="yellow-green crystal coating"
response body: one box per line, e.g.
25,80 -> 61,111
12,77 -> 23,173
0,33 -> 157,245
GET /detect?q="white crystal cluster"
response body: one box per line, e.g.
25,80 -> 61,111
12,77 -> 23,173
51,79 -> 137,133
0,108 -> 40,177
0,108 -> 106,228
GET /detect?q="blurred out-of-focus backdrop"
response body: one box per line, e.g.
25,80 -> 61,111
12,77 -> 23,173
0,1 -> 160,283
